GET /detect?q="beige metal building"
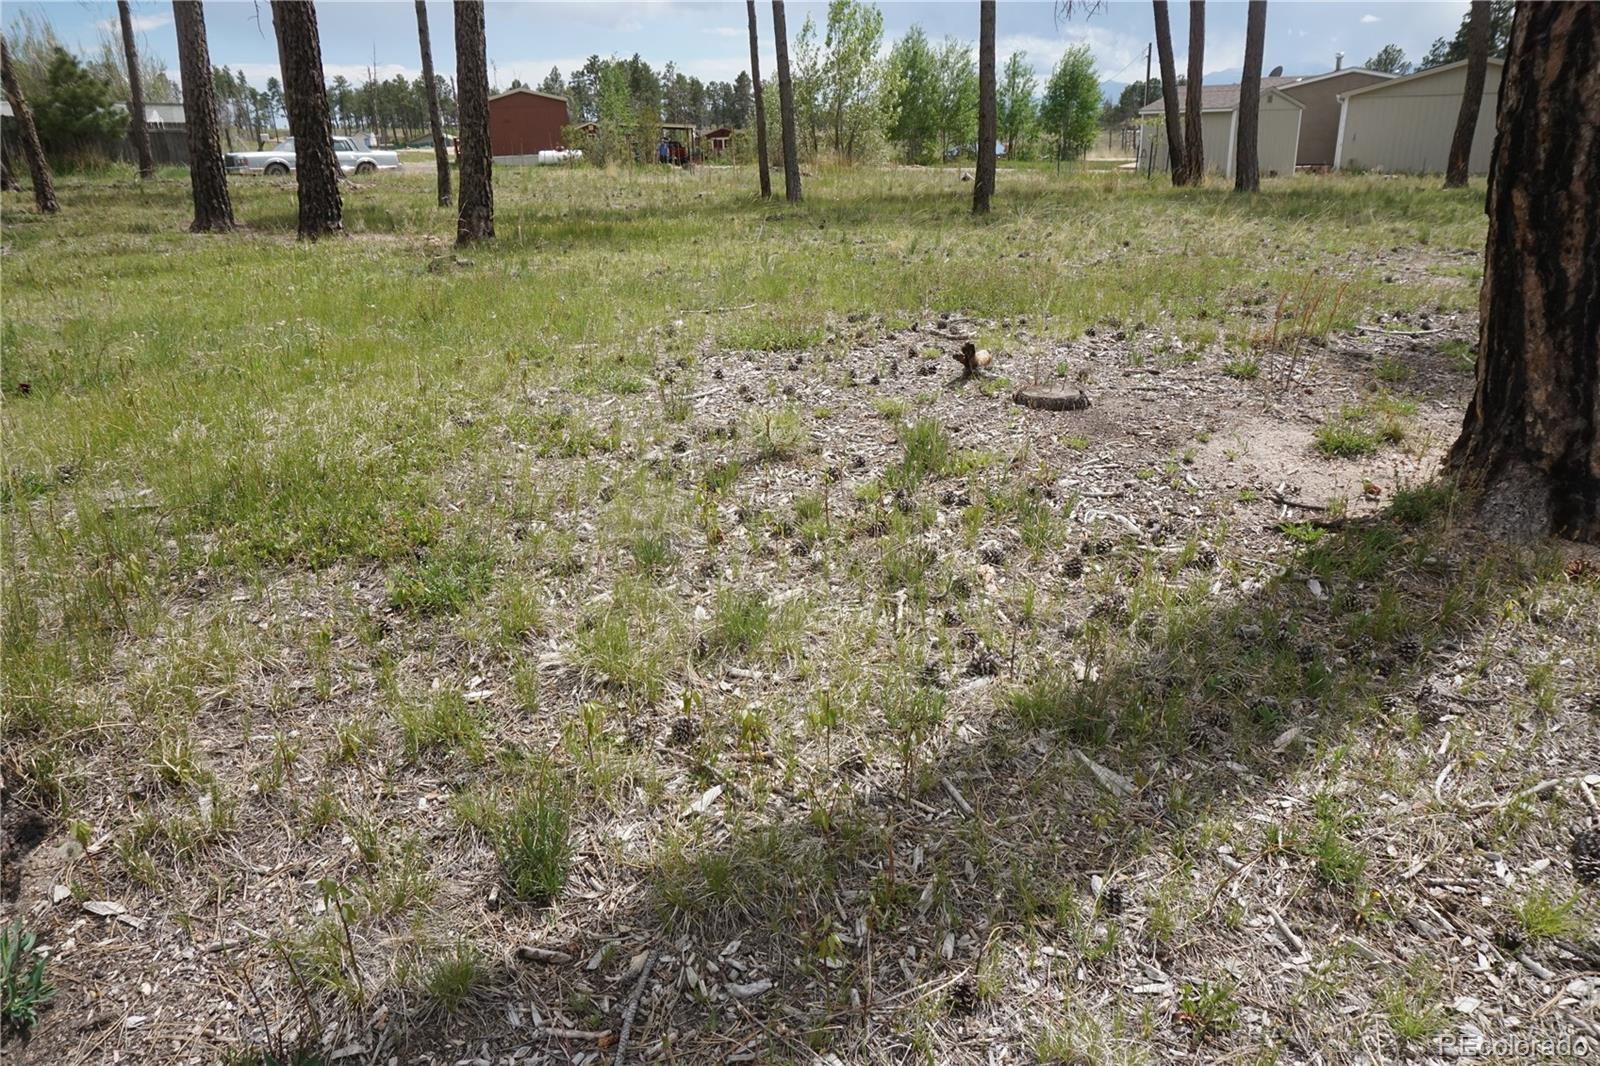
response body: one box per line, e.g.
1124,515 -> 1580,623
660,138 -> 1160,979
1137,79 -> 1304,180
1278,69 -> 1395,168
1334,58 -> 1504,175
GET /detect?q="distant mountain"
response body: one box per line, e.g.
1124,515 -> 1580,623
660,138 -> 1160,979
1101,66 -> 1251,105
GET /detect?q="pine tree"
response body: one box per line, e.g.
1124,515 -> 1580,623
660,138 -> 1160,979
1233,0 -> 1266,192
455,0 -> 494,243
746,0 -> 771,197
1152,1 -> 1186,184
414,0 -> 451,207
171,0 -> 233,231
972,0 -> 996,214
1444,0 -> 1491,189
772,0 -> 802,202
118,1 -> 155,178
270,1 -> 342,238
0,35 -> 58,213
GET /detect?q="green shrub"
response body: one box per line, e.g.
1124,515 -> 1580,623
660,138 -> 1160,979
1,920 -> 55,1032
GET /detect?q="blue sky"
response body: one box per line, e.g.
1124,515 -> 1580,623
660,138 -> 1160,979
10,1 -> 1470,96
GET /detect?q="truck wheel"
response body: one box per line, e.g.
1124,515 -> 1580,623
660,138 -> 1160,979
355,161 -> 376,175
264,162 -> 290,176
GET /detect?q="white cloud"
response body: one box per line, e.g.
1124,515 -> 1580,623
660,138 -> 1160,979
94,13 -> 172,34
1361,14 -> 1382,24
707,26 -> 745,39
998,24 -> 1146,81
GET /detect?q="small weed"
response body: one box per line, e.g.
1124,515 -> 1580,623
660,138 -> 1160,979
425,940 -> 486,1011
1222,357 -> 1260,380
1313,421 -> 1379,459
496,782 -> 572,906
1511,888 -> 1583,940
1375,357 -> 1410,384
703,587 -> 772,659
388,538 -> 496,617
1178,979 -> 1239,1039
1,920 -> 55,1032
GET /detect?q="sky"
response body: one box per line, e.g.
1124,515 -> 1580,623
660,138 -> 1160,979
9,0 -> 1472,99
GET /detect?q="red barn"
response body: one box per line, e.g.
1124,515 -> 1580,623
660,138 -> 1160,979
487,88 -> 571,158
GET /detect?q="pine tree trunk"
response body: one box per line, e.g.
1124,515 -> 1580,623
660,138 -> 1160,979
271,1 -> 342,239
1152,1 -> 1186,185
0,36 -> 59,214
172,1 -> 233,231
746,0 -> 771,198
118,1 -> 156,178
1233,0 -> 1266,192
1447,2 -> 1600,541
1445,0 -> 1491,189
1183,0 -> 1205,183
415,0 -> 451,207
454,0 -> 494,244
772,0 -> 802,203
973,0 -> 997,215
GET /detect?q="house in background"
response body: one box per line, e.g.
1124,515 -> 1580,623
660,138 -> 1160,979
1334,58 -> 1504,175
703,127 -> 734,158
2,99 -> 188,164
1136,78 -> 1304,180
1278,68 -> 1395,168
487,87 -> 570,162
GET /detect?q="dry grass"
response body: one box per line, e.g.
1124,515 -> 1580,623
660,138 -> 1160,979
3,164 -> 1597,1064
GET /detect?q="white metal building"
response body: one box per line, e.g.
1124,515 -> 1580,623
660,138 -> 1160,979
1136,79 -> 1304,180
1334,58 -> 1504,175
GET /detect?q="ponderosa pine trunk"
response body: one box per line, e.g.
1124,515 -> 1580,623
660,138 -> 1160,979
972,0 -> 997,215
119,0 -> 156,178
1183,0 -> 1205,183
454,0 -> 493,244
1446,2 -> 1600,541
415,0 -> 451,208
1233,0 -> 1266,192
746,0 -> 771,199
772,0 -> 802,203
0,36 -> 59,213
172,1 -> 232,231
1152,1 -> 1186,184
271,0 -> 342,239
1445,0 -> 1491,189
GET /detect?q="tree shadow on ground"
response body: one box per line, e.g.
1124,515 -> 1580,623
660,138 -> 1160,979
615,489 -> 1590,1062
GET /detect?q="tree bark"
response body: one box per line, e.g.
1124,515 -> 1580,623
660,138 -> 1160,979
1152,1 -> 1186,185
172,1 -> 233,231
271,1 -> 342,239
771,0 -> 802,203
1445,0 -> 1491,189
1233,0 -> 1266,192
746,0 -> 771,199
972,0 -> 997,215
1,145 -> 19,192
415,0 -> 452,208
118,1 -> 156,178
1446,2 -> 1600,541
1183,0 -> 1205,183
0,36 -> 59,214
454,0 -> 493,244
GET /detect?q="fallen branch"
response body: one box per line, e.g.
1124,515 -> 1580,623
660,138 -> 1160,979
542,1027 -> 612,1042
940,777 -> 975,816
1271,492 -> 1331,512
681,303 -> 756,314
613,948 -> 658,1064
1356,324 -> 1447,337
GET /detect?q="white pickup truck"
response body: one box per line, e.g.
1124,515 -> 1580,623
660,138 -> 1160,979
224,137 -> 402,176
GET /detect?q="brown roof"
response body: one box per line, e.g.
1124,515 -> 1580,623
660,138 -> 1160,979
1138,75 -> 1306,115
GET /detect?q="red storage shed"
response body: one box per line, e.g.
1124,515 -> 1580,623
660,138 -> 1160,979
487,88 -> 571,158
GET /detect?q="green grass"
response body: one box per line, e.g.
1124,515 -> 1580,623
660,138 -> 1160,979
1,921 -> 55,1032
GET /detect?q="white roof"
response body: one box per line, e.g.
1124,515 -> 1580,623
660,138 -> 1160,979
1337,56 -> 1506,100
1278,68 -> 1398,91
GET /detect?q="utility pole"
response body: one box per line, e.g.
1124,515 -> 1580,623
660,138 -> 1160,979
1143,42 -> 1152,108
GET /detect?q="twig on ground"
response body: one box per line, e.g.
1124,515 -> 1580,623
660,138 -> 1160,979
1356,324 -> 1447,337
614,948 -> 658,1064
940,777 -> 974,816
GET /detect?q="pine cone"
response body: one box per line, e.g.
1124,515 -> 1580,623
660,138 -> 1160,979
790,539 -> 810,557
1094,537 -> 1114,556
1296,642 -> 1318,666
1398,635 -> 1422,662
1573,829 -> 1600,885
1062,556 -> 1085,580
966,646 -> 1000,677
668,716 -> 700,746
978,541 -> 1005,565
1192,546 -> 1218,570
1100,883 -> 1126,916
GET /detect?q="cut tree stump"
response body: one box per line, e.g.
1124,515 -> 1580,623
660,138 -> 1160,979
1012,385 -> 1091,411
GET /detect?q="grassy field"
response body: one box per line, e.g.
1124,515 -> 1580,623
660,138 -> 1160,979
3,163 -> 1597,1064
